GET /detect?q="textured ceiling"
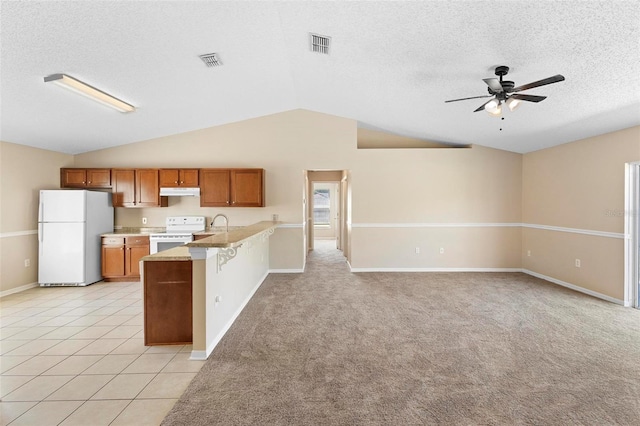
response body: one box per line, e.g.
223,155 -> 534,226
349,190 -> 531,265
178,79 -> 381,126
1,1 -> 639,155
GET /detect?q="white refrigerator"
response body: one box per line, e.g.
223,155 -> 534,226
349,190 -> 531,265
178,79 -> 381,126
38,190 -> 114,286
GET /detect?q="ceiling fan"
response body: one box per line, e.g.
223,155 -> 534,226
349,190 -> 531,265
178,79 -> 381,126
445,66 -> 565,115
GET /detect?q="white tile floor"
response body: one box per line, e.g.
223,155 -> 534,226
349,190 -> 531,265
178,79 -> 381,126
0,281 -> 204,425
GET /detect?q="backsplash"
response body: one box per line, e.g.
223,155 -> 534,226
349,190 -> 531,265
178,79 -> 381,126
114,196 -> 277,230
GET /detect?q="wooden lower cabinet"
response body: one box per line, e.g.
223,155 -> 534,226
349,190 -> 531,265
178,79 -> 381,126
143,260 -> 193,345
101,236 -> 149,281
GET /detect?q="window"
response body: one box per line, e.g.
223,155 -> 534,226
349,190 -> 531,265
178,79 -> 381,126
313,188 -> 330,226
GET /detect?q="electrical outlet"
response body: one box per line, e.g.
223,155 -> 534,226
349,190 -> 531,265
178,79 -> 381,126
142,217 -> 148,225
575,259 -> 581,268
527,250 -> 531,257
439,247 -> 445,254
24,259 -> 30,267
415,247 -> 420,254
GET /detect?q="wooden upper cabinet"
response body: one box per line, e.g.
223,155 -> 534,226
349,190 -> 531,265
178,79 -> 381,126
112,169 -> 167,208
61,168 -> 111,188
200,168 -> 264,207
230,169 -> 264,207
160,169 -> 199,188
200,169 -> 231,207
159,169 -> 199,187
136,169 -> 163,206
111,169 -> 136,207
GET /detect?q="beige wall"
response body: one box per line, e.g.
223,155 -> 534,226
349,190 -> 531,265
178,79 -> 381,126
75,110 -> 357,270
3,111 -> 636,303
0,141 -> 73,294
74,110 -> 523,272
522,126 -> 640,301
349,144 -> 523,269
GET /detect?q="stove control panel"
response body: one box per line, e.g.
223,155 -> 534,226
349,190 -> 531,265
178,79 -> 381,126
166,216 -> 205,226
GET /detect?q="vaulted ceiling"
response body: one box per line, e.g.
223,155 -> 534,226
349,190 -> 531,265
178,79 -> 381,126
1,1 -> 639,155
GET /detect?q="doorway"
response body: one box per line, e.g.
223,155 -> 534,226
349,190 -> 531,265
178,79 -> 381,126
304,170 -> 350,261
313,182 -> 339,243
624,162 -> 640,308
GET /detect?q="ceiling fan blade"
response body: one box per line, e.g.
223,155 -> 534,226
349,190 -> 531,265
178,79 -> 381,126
473,99 -> 495,112
510,94 -> 547,103
483,78 -> 503,93
445,95 -> 492,103
512,74 -> 565,92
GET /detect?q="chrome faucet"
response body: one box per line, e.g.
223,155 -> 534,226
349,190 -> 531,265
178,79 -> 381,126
211,214 -> 229,233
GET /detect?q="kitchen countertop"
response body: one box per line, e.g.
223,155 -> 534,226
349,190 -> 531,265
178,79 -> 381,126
193,226 -> 242,236
187,221 -> 279,249
101,227 -> 164,237
142,221 -> 280,261
141,245 -> 192,261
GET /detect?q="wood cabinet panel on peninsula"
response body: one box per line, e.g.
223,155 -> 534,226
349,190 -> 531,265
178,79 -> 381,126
101,236 -> 149,281
61,168 -> 111,188
159,169 -> 199,187
200,168 -> 264,207
112,169 -> 168,208
144,260 -> 192,345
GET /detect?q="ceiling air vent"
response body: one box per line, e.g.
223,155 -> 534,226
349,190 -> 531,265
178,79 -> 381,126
310,33 -> 331,54
199,53 -> 223,67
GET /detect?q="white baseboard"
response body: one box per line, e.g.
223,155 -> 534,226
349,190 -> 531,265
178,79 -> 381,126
522,269 -> 625,305
202,270 -> 270,360
269,269 -> 304,273
349,266 -> 522,273
189,350 -> 207,361
346,264 -> 625,306
0,282 -> 38,298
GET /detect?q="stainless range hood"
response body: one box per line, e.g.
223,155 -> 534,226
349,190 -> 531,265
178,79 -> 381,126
159,187 -> 200,197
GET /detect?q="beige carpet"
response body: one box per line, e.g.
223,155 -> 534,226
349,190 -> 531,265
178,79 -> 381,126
163,241 -> 640,425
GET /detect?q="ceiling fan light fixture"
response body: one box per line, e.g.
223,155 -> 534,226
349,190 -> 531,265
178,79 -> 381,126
485,99 -> 501,115
487,105 -> 502,116
506,97 -> 521,112
44,74 -> 135,113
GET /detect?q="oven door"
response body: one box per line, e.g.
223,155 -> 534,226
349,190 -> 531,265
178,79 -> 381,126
150,235 -> 193,254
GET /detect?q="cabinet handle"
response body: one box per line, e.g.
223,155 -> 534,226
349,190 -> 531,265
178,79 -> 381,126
88,181 -> 91,184
180,181 -> 184,184
175,181 -> 178,184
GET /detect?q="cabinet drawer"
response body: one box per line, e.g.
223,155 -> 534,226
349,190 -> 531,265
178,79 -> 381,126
102,237 -> 125,245
125,236 -> 149,246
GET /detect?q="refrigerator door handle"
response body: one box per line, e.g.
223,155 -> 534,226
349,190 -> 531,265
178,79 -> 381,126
39,223 -> 43,242
39,201 -> 44,222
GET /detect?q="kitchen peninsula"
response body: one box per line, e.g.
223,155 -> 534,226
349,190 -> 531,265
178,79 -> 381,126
141,221 -> 279,360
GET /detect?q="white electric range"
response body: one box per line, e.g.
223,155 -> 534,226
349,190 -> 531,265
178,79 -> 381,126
149,216 -> 205,254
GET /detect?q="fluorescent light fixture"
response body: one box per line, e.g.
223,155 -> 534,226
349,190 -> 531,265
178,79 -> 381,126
44,74 -> 135,113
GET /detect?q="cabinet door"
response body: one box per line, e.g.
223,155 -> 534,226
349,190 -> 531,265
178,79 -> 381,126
200,169 -> 231,207
86,169 -> 111,187
231,169 -> 264,207
159,169 -> 180,187
126,245 -> 149,277
136,169 -> 161,206
180,169 -> 199,186
144,260 -> 193,345
102,245 -> 125,277
61,169 -> 87,188
112,169 -> 136,207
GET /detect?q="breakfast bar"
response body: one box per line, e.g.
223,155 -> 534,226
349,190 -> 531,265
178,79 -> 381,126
141,221 -> 279,360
